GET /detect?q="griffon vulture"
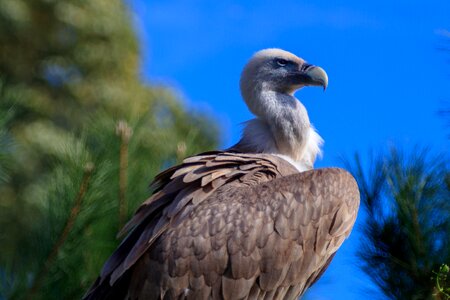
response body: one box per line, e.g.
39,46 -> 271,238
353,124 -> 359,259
84,49 -> 360,300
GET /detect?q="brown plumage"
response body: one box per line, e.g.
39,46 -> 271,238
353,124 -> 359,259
85,152 -> 359,300
84,49 -> 360,300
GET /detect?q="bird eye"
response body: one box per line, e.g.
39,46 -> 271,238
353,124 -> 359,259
276,59 -> 288,67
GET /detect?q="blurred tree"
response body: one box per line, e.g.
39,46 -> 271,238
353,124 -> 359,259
0,108 -> 14,184
0,0 -> 219,299
347,149 -> 450,300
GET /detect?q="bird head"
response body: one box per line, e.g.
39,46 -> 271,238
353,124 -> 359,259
240,49 -> 328,115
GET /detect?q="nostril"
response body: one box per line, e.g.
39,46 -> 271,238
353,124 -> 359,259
301,63 -> 312,71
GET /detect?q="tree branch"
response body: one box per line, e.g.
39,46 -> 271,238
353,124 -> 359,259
116,121 -> 132,229
26,162 -> 95,299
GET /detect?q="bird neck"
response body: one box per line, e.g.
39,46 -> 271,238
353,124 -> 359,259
234,87 -> 320,169
260,90 -> 311,161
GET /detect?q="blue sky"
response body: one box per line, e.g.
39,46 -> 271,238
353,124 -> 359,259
128,1 -> 450,299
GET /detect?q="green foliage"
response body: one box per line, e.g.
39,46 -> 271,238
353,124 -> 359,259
433,264 -> 450,299
347,148 -> 450,300
0,0 -> 219,299
0,108 -> 15,183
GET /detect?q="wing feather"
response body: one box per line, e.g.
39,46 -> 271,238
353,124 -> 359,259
84,152 -> 359,300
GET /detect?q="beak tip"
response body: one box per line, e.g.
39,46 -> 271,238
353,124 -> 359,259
304,66 -> 328,91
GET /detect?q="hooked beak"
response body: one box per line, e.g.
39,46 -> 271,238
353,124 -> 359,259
292,64 -> 328,91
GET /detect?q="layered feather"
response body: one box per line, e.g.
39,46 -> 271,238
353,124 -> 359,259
84,151 -> 359,300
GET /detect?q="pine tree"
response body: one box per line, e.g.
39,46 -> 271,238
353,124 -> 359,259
0,106 -> 14,184
0,0 -> 219,299
347,148 -> 450,300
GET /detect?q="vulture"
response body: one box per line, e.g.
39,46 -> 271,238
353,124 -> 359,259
84,49 -> 360,300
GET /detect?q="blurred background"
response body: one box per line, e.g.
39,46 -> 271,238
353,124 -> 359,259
0,0 -> 448,299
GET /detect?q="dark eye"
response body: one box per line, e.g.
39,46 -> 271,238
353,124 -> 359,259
276,59 -> 288,67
